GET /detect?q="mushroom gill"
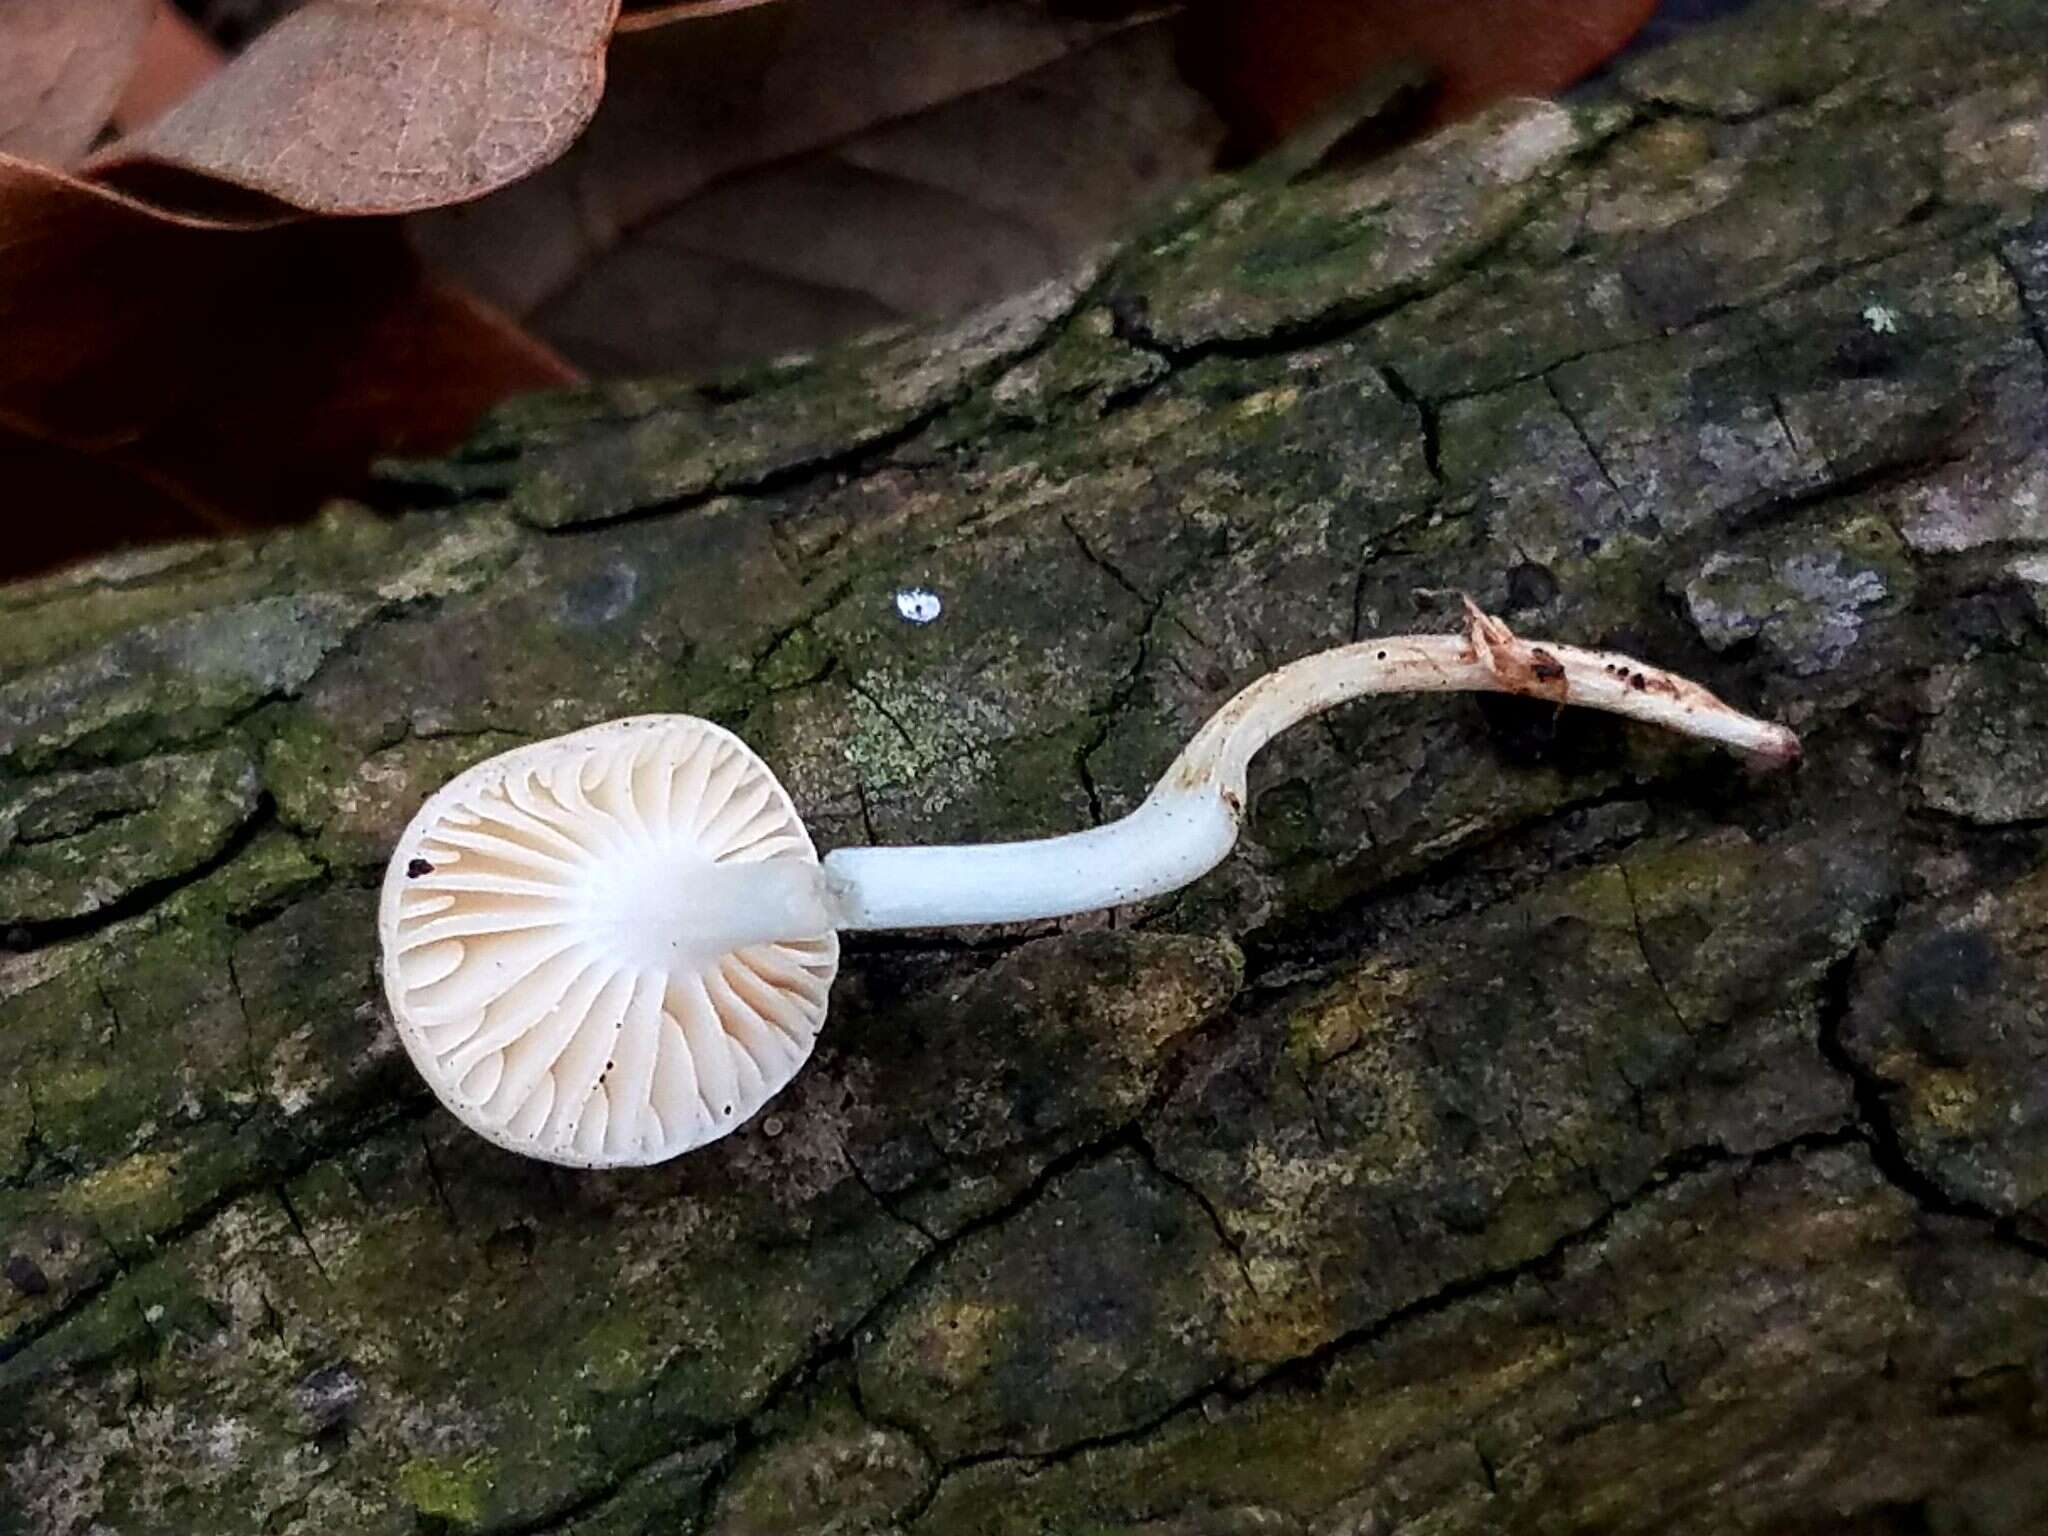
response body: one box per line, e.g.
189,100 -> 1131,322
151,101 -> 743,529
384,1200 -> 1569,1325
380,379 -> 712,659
378,716 -> 839,1167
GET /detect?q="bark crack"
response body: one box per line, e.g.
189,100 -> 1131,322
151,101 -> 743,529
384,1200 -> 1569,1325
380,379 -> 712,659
273,1185 -> 332,1287
419,1132 -> 461,1235
1615,863 -> 1694,1039
1072,546 -> 1185,829
0,1096 -> 435,1367
908,1129 -> 1863,1508
10,800 -> 280,951
1131,1126 -> 1260,1300
843,1148 -> 941,1247
1543,372 -> 1635,524
1377,363 -> 1444,484
1061,514 -> 1150,605
1814,946 -> 2048,1264
513,1128 -> 1148,1536
1992,243 -> 2048,378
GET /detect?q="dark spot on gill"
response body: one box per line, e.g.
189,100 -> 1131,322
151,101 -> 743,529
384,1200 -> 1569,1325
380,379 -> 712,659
407,858 -> 434,879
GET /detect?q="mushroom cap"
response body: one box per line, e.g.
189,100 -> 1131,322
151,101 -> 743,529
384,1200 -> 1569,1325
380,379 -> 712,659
378,715 -> 839,1167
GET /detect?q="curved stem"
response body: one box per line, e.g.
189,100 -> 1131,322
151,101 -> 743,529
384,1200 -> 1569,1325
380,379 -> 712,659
820,601 -> 1799,931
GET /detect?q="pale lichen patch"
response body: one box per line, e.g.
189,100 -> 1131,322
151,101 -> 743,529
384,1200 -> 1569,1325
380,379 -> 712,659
1680,524 -> 1902,677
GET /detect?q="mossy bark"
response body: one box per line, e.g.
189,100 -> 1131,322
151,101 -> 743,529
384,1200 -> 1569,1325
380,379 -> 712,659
7,1 -> 2048,1530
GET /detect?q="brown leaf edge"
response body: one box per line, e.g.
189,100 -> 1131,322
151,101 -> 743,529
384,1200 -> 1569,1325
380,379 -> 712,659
616,0 -> 788,32
1181,0 -> 1660,157
85,0 -> 623,218
0,0 -> 154,165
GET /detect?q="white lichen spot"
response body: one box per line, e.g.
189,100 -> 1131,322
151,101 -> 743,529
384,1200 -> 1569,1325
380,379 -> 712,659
843,668 -> 1008,822
1899,461 -> 2048,553
877,259 -> 1108,414
1235,386 -> 1301,419
144,1303 -> 165,1324
1480,99 -> 1584,183
204,1417 -> 252,1467
1780,553 -> 1888,670
267,1037 -> 324,1118
2011,553 -> 2048,622
1861,303 -> 1901,334
4,1408 -> 114,1535
1683,538 -> 1891,676
893,588 -> 943,625
373,515 -> 522,604
1940,81 -> 2048,202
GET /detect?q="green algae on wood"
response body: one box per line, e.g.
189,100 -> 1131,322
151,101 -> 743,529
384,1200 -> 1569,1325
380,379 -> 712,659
0,746 -> 261,926
8,0 -> 2048,1531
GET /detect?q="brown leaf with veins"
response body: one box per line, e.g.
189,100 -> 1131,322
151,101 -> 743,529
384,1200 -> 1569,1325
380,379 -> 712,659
5,0 -> 1655,576
0,0 -> 154,163
89,0 -> 622,214
412,0 -> 1223,375
0,0 -> 598,574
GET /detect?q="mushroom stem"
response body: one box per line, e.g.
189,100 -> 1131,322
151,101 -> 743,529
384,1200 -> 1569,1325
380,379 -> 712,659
819,601 -> 1799,931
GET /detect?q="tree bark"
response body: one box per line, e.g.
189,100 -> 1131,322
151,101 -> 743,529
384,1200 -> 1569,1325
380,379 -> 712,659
6,1 -> 2048,1531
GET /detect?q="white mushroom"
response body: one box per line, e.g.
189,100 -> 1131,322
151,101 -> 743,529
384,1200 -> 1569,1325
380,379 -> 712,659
379,716 -> 838,1168
380,601 -> 1799,1167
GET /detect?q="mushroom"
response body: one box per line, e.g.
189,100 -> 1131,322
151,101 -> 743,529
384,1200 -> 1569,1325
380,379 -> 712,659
380,601 -> 1798,1167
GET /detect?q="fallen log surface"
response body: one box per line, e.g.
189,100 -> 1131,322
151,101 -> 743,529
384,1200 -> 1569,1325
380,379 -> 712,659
5,1 -> 2048,1530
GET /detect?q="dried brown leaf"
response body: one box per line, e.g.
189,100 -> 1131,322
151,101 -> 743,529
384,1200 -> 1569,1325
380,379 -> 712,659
0,0 -> 154,164
412,0 -> 1223,375
1182,0 -> 1660,154
615,0 -> 786,31
88,0 -> 621,215
0,151 -> 574,574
